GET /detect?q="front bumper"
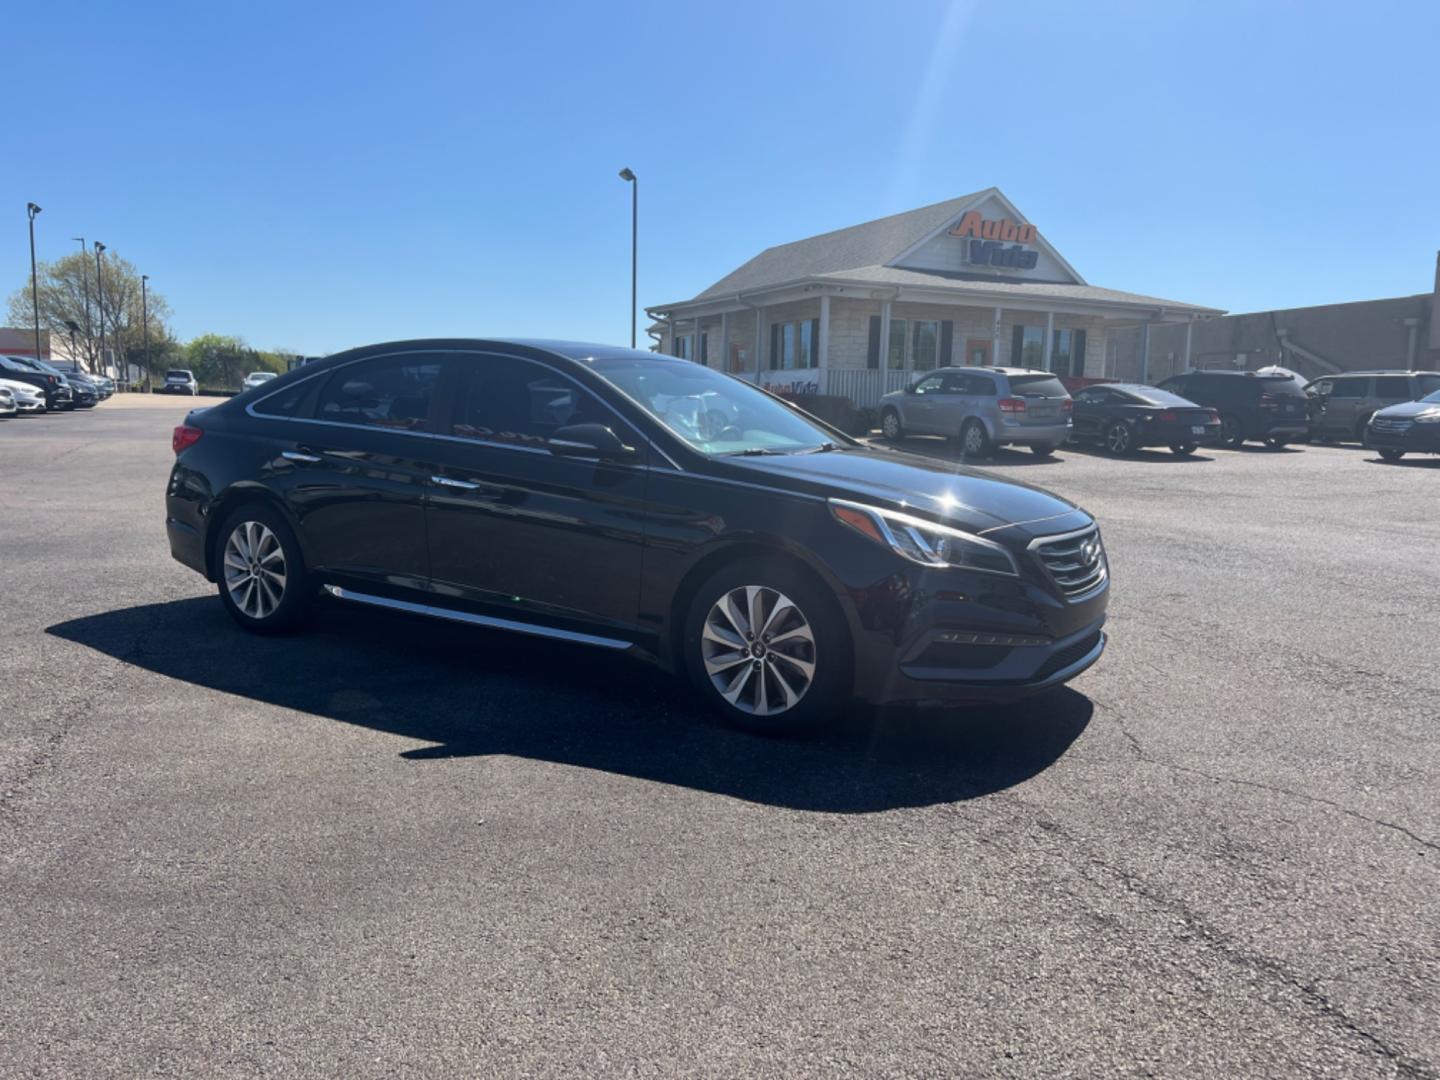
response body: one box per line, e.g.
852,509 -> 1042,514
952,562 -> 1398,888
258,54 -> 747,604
1365,422 -> 1440,452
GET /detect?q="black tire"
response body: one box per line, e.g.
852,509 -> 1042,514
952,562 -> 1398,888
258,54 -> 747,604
1377,448 -> 1405,462
1219,414 -> 1244,447
1170,443 -> 1197,456
1030,443 -> 1058,458
880,408 -> 904,442
682,556 -> 847,737
214,503 -> 311,635
959,419 -> 992,458
1263,435 -> 1289,449
1103,421 -> 1134,456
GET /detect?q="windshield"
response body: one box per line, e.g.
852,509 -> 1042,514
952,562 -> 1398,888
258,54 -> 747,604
1420,389 -> 1440,405
583,355 -> 838,455
1415,375 -> 1440,397
1129,387 -> 1199,407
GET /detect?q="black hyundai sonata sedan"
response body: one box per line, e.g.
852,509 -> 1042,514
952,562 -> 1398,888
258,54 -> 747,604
165,340 -> 1108,734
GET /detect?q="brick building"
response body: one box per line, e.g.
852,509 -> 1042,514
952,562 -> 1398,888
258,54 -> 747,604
646,188 -> 1221,406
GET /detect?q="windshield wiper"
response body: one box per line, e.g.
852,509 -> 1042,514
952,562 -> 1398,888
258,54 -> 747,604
802,442 -> 839,453
721,447 -> 787,456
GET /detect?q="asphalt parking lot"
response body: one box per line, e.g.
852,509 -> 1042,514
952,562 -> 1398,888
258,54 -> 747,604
2,395 -> 1437,1079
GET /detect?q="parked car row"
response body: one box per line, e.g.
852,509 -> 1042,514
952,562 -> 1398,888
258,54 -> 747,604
877,364 -> 1440,461
0,354 -> 114,417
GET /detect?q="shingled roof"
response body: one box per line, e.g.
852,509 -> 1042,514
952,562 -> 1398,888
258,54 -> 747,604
693,191 -> 990,301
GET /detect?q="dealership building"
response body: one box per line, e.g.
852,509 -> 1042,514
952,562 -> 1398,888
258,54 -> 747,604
647,187 -> 1223,405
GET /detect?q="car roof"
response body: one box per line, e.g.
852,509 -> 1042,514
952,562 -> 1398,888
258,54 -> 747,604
1311,369 -> 1440,377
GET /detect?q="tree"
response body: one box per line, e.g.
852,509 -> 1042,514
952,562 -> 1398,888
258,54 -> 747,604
183,333 -> 259,390
5,250 -> 174,376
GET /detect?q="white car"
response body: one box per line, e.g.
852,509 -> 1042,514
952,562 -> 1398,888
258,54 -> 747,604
0,377 -> 47,413
242,371 -> 278,390
162,369 -> 199,395
0,386 -> 14,417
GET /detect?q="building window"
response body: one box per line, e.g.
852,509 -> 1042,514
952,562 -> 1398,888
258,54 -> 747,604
1011,325 -> 1044,367
888,318 -> 908,369
699,332 -> 709,366
673,334 -> 689,360
912,320 -> 939,371
769,318 -> 820,370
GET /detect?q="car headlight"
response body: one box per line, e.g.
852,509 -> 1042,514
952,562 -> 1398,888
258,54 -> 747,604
829,498 -> 1019,576
1412,409 -> 1440,424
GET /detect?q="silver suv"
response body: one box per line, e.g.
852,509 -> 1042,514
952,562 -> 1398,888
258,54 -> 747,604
1305,370 -> 1440,443
879,367 -> 1073,457
162,369 -> 199,396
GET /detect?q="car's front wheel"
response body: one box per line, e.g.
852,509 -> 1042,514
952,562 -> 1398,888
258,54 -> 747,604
1170,442 -> 1197,456
1030,443 -> 1058,458
1263,435 -> 1289,449
1377,448 -> 1405,462
683,558 -> 845,736
215,505 -> 309,634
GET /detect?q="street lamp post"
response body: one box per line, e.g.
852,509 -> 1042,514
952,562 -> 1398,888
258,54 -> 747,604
74,237 -> 92,369
94,242 -> 108,386
27,203 -> 43,363
618,168 -> 637,348
141,275 -> 151,392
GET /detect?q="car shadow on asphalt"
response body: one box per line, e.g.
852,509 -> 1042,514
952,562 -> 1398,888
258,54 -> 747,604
863,436 -> 1062,468
47,595 -> 1091,813
1061,444 -> 1217,464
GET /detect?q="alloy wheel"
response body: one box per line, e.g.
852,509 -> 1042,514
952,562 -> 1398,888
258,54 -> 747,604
1106,423 -> 1131,454
223,520 -> 288,620
962,423 -> 986,456
882,411 -> 900,439
701,585 -> 816,717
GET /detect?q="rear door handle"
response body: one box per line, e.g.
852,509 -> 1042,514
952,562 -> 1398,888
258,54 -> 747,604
431,475 -> 481,490
282,450 -> 322,463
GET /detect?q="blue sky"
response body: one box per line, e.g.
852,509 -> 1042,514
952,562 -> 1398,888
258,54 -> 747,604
6,0 -> 1438,355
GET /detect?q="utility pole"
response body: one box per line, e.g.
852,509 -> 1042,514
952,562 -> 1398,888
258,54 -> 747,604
94,242 -> 108,385
27,203 -> 43,362
74,238 -> 92,369
141,275 -> 152,392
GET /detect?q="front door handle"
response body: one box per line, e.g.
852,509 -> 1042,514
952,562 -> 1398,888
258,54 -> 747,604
282,450 -> 322,463
431,475 -> 481,490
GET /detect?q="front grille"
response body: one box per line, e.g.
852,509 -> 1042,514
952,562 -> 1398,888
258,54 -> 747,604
1371,418 -> 1412,433
1033,632 -> 1103,681
1031,526 -> 1107,599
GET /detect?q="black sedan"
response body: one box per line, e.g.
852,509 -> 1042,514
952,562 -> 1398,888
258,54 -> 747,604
0,355 -> 72,410
1365,390 -> 1440,461
1069,383 -> 1220,456
165,339 -> 1109,735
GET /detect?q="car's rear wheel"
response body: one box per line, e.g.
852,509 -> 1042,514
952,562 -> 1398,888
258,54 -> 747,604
959,419 -> 991,458
1219,414 -> 1244,447
1103,421 -> 1133,455
683,558 -> 845,736
1170,442 -> 1197,456
215,504 -> 309,635
1378,448 -> 1405,462
880,408 -> 903,441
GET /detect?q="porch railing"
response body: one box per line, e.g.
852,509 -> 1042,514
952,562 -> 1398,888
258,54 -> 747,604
823,369 -> 914,409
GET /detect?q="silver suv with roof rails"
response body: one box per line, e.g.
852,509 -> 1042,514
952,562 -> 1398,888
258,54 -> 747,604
879,366 -> 1073,457
1303,370 -> 1440,444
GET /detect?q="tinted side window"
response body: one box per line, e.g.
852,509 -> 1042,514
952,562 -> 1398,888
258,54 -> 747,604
966,374 -> 997,396
451,356 -> 610,448
1372,376 -> 1413,398
1329,377 -> 1368,399
316,355 -> 442,431
252,377 -> 320,419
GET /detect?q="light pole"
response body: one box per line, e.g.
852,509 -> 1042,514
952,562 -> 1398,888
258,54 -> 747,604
618,168 -> 637,348
94,242 -> 107,385
74,237 -> 92,369
141,275 -> 151,392
27,203 -> 43,362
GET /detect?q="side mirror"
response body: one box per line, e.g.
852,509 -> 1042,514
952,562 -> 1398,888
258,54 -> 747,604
905,384 -> 918,395
547,423 -> 638,462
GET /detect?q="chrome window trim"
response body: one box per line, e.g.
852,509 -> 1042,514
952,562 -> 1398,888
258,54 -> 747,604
322,584 -> 633,650
246,348 -> 683,471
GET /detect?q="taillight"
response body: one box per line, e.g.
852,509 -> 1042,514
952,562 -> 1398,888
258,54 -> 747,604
998,397 -> 1026,413
1208,410 -> 1219,421
1158,410 -> 1177,422
1259,393 -> 1280,409
47,374 -> 58,386
1061,399 -> 1074,412
172,424 -> 203,453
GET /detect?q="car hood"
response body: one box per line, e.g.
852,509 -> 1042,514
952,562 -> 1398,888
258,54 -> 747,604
1374,400 -> 1440,420
720,445 -> 1090,540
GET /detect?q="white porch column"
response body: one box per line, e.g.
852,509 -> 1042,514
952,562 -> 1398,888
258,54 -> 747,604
718,311 -> 728,371
991,306 -> 1002,366
879,300 -> 892,370
1042,311 -> 1054,371
817,293 -> 830,370
1183,319 -> 1193,372
753,307 -> 764,380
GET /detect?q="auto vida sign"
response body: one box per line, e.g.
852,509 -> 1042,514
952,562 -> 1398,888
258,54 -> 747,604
947,212 -> 1040,271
